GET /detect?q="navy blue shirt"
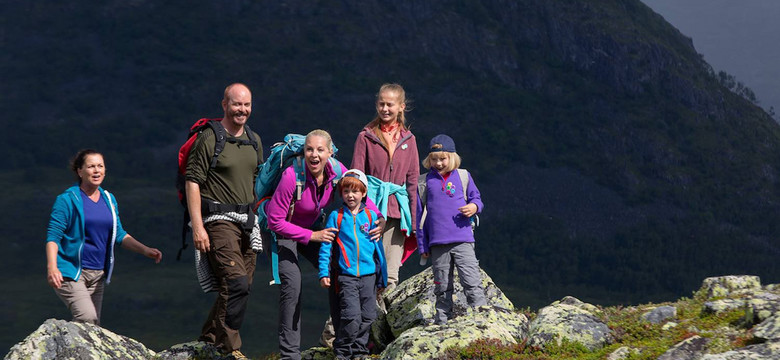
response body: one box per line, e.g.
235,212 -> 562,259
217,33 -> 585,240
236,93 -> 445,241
80,190 -> 112,270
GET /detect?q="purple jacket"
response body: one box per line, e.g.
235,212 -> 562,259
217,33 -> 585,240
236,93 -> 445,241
416,170 -> 483,254
351,126 -> 419,229
266,159 -> 381,244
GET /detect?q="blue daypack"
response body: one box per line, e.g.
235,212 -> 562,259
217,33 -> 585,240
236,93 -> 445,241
253,133 -> 342,285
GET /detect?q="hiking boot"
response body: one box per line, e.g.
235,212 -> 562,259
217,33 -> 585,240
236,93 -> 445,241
228,349 -> 248,359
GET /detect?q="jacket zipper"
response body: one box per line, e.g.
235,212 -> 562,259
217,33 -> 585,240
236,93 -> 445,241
352,212 -> 361,276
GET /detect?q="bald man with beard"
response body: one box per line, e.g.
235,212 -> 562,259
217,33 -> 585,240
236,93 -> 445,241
186,83 -> 263,359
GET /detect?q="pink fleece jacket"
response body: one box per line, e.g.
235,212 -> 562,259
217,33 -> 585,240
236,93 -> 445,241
266,159 -> 382,244
351,126 -> 419,229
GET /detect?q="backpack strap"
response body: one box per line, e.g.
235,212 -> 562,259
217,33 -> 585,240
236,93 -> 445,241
418,173 -> 429,229
205,121 -> 227,170
335,208 -> 350,268
456,169 -> 469,201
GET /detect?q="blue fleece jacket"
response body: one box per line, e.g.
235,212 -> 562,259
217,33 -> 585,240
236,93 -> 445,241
46,185 -> 128,284
319,204 -> 387,288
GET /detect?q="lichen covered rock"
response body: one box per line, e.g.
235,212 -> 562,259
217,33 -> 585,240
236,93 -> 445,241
700,340 -> 780,360
700,276 -> 762,298
753,314 -> 780,341
381,266 -> 514,339
527,296 -> 612,351
5,318 -> 155,360
154,341 -> 233,360
657,335 -> 709,360
381,307 -> 521,360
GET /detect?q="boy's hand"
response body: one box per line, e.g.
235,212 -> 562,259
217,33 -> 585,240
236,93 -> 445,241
458,203 -> 478,217
320,277 -> 330,288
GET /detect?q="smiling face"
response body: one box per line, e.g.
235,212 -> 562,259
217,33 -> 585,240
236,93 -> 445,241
375,90 -> 405,125
430,152 -> 450,175
304,134 -> 333,178
77,154 -> 105,189
222,84 -> 252,129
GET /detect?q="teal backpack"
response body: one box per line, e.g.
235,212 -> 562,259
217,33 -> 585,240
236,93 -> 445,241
253,133 -> 342,285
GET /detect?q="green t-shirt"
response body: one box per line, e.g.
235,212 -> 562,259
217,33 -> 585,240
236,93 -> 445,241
185,126 -> 263,205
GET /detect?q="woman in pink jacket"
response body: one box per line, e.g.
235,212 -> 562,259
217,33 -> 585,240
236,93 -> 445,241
351,83 -> 420,292
266,129 -> 383,360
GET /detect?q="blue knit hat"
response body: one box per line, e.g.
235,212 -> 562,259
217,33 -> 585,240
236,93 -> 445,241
429,134 -> 456,153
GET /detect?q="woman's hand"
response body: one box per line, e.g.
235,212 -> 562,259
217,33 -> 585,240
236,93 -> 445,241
47,266 -> 63,289
320,277 -> 331,288
145,247 -> 163,264
310,228 -> 338,243
458,203 -> 478,217
370,218 -> 386,241
421,252 -> 430,259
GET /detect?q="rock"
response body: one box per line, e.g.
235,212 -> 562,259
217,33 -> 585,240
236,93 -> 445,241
154,341 -> 231,360
657,335 -> 709,360
301,346 -> 333,360
700,276 -> 762,298
662,322 -> 679,331
607,346 -> 638,360
641,305 -> 677,324
704,299 -> 747,314
753,314 -> 780,341
700,340 -> 780,360
381,307 -> 521,360
380,266 -> 514,339
704,292 -> 780,324
5,318 -> 155,360
528,296 -> 612,351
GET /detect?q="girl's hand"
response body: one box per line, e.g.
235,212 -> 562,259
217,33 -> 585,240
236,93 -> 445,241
145,248 -> 163,264
458,203 -> 478,217
422,252 -> 430,259
320,277 -> 331,288
310,228 -> 338,243
47,267 -> 63,289
370,218 -> 386,241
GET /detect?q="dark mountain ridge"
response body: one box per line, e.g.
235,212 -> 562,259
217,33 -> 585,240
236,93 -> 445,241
2,0 -> 779,356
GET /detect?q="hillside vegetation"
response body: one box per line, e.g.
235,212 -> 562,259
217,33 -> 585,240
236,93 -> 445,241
2,0 -> 779,357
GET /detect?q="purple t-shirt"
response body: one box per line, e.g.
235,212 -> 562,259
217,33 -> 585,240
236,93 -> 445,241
81,190 -> 112,270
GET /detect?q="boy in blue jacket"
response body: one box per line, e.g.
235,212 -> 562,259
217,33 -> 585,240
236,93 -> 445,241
319,169 -> 387,359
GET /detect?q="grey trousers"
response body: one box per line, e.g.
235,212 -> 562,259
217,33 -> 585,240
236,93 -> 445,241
54,268 -> 105,325
329,274 -> 376,360
430,242 -> 487,324
277,239 -> 321,360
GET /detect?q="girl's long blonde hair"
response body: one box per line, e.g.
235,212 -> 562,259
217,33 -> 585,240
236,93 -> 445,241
369,84 -> 411,144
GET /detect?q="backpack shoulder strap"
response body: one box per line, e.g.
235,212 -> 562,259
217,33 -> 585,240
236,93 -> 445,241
243,124 -> 261,165
457,169 -> 469,201
364,207 -> 373,226
417,173 -> 428,209
335,208 -> 350,268
329,158 -> 343,188
206,120 -> 227,169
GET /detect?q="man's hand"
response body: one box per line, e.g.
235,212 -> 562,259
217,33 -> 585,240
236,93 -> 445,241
193,226 -> 211,252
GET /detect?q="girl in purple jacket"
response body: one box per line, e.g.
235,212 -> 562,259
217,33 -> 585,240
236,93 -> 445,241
351,83 -> 420,292
266,130 -> 384,360
417,134 -> 487,325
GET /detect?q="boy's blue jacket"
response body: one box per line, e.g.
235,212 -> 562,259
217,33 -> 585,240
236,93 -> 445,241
46,185 -> 128,284
318,204 -> 387,288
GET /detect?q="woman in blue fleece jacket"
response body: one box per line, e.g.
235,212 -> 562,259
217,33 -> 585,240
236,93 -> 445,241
416,135 -> 487,325
45,149 -> 162,325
